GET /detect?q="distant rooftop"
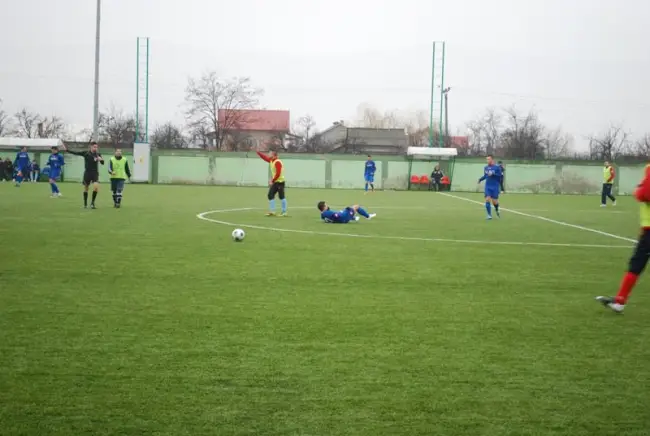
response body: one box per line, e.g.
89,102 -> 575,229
218,109 -> 290,132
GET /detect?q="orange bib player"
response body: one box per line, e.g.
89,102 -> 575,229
256,150 -> 287,216
596,164 -> 650,313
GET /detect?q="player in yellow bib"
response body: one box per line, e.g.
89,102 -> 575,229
108,149 -> 131,208
256,149 -> 287,216
596,164 -> 650,313
601,161 -> 616,207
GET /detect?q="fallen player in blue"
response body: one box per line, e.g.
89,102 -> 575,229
317,201 -> 376,223
477,154 -> 502,220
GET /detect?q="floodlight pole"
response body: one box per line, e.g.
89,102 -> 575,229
443,87 -> 451,147
92,0 -> 101,142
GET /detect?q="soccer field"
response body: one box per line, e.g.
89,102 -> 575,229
1,183 -> 649,436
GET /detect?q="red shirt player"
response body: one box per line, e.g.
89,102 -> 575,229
256,150 -> 287,216
596,164 -> 650,313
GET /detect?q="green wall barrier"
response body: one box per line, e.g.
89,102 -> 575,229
386,161 -> 409,189
4,148 -> 648,195
507,164 -> 557,193
619,165 -> 646,195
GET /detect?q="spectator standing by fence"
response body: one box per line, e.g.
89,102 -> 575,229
498,161 -> 506,192
3,158 -> 13,182
30,160 -> 40,182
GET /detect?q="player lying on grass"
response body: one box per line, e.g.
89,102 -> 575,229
478,154 -> 502,220
317,201 -> 376,223
596,164 -> 650,313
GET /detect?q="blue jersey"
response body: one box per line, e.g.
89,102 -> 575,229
479,164 -> 502,187
47,153 -> 65,173
364,160 -> 376,175
321,207 -> 355,224
15,152 -> 30,169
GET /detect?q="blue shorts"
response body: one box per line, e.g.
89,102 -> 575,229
49,170 -> 61,180
364,174 -> 374,183
485,187 -> 499,199
338,207 -> 355,223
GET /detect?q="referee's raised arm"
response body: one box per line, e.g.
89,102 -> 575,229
62,145 -> 85,156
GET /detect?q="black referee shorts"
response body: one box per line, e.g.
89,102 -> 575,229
629,229 -> 650,275
267,181 -> 286,200
83,171 -> 99,186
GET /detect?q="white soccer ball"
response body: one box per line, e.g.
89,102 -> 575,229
232,228 -> 245,242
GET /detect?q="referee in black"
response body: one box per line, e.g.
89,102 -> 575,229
63,142 -> 104,209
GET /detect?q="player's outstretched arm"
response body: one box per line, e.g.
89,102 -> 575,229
256,151 -> 271,162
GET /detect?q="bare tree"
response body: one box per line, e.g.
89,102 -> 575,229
588,124 -> 631,161
39,116 -> 66,138
151,122 -> 187,149
184,71 -> 263,150
464,108 -> 502,156
13,109 -> 40,138
544,127 -> 574,159
356,104 -> 404,129
0,99 -> 10,136
97,107 -> 141,145
12,109 -> 65,138
294,114 -> 316,143
634,133 -> 650,158
465,119 -> 486,156
405,110 -> 430,147
187,123 -> 211,148
483,108 -> 502,155
500,107 -> 546,159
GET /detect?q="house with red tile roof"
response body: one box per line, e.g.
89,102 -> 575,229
212,109 -> 291,151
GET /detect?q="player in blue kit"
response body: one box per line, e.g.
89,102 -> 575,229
45,146 -> 64,197
477,155 -> 502,220
364,155 -> 376,193
13,146 -> 30,187
317,201 -> 376,223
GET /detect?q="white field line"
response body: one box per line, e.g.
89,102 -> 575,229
196,206 -> 631,249
439,192 -> 637,244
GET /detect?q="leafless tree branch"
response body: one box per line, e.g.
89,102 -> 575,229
588,124 -> 631,161
184,72 -> 263,150
0,98 -> 10,136
151,122 -> 187,149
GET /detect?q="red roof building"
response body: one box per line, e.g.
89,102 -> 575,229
218,109 -> 290,132
216,109 -> 290,151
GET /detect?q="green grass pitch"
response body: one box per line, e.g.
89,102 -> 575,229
1,182 -> 649,436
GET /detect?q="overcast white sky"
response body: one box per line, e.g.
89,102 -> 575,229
0,0 -> 649,149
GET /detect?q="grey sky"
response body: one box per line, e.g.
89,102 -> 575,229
1,0 -> 649,149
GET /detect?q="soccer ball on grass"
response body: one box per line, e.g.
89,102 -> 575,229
232,228 -> 245,242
